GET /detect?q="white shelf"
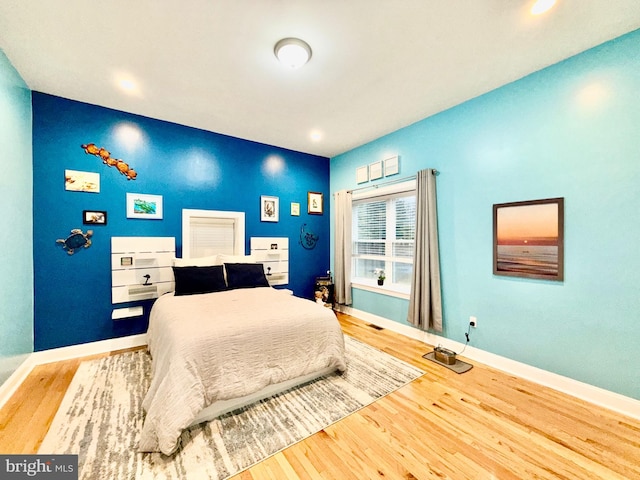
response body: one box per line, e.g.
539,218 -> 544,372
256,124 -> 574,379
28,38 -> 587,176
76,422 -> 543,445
250,237 -> 289,286
112,306 -> 144,320
111,236 -> 176,305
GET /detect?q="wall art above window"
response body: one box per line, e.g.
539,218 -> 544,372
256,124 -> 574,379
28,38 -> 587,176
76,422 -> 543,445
369,161 -> 383,181
356,165 -> 368,184
493,197 -> 564,281
384,155 -> 399,177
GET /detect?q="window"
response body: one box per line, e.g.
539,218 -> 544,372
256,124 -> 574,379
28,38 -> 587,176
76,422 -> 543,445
182,209 -> 245,258
351,182 -> 416,294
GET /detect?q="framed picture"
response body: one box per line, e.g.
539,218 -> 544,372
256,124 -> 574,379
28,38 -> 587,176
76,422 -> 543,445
261,195 -> 279,222
291,202 -> 300,216
308,191 -> 323,215
384,155 -> 399,177
65,170 -> 100,193
126,193 -> 163,220
356,165 -> 369,184
493,197 -> 564,281
369,161 -> 383,180
83,210 -> 107,225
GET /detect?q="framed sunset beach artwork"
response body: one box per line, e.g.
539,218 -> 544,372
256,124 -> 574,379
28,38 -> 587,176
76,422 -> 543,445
493,197 -> 564,281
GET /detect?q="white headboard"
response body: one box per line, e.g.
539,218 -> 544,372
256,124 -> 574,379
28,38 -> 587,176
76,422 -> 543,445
250,237 -> 289,286
111,237 -> 176,306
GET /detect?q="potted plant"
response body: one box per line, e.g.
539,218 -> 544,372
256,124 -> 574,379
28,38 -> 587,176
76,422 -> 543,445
376,270 -> 386,286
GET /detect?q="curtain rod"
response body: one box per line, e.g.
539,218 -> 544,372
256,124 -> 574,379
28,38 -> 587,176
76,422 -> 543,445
344,169 -> 438,195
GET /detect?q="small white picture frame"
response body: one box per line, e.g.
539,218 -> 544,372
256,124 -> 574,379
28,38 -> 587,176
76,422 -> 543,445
369,161 -> 383,181
384,155 -> 399,177
261,195 -> 279,222
291,202 -> 300,216
356,165 -> 369,184
126,193 -> 163,220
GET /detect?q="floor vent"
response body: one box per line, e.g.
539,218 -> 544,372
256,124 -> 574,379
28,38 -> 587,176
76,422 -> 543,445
367,323 -> 384,331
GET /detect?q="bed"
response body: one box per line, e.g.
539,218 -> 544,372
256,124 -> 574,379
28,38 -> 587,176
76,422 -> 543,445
138,260 -> 347,455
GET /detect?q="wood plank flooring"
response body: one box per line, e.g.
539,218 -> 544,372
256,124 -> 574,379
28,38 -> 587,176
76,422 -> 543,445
1,312 -> 638,479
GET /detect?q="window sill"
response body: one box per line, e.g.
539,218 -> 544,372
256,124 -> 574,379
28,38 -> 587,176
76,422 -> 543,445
351,281 -> 410,300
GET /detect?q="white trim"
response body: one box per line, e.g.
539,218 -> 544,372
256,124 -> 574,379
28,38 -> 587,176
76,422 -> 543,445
31,334 -> 148,365
0,334 -> 148,410
4,310 -> 639,423
352,282 -> 409,300
352,179 -> 415,200
0,356 -> 37,411
182,208 -> 245,258
336,305 -> 640,421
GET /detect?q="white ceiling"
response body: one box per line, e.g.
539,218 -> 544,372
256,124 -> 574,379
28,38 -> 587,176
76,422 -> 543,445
1,1 -> 639,158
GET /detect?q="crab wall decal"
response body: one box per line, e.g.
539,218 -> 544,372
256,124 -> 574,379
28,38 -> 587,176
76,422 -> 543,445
81,143 -> 137,180
57,228 -> 93,255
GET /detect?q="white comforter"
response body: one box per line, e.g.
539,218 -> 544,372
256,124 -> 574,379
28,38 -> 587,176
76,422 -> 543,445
139,287 -> 346,455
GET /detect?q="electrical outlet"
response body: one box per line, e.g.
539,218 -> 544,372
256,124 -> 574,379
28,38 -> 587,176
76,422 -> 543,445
470,316 -> 477,328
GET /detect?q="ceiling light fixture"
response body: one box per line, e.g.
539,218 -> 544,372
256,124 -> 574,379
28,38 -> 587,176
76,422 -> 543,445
530,0 -> 557,15
113,72 -> 141,96
119,78 -> 136,91
309,130 -> 323,142
274,38 -> 312,69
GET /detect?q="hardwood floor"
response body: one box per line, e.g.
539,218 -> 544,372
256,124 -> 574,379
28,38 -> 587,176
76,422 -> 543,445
1,312 -> 638,479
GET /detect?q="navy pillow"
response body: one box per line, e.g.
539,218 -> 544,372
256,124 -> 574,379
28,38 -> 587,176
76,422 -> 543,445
172,265 -> 227,296
224,263 -> 270,289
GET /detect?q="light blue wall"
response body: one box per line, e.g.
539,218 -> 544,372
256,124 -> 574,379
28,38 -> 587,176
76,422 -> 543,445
330,30 -> 640,400
0,51 -> 33,385
32,93 -> 331,351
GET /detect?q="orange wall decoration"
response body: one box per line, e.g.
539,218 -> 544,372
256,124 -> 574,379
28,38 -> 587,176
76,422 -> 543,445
81,143 -> 137,180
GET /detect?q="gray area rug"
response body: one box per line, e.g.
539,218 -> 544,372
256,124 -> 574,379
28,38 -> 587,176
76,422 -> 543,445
39,335 -> 424,479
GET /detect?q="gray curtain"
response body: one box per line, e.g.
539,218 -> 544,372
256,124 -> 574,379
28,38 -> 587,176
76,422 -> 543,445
407,169 -> 442,332
334,190 -> 352,305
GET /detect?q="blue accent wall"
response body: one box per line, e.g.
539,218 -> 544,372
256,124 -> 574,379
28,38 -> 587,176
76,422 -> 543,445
330,29 -> 640,400
32,93 -> 330,351
0,51 -> 33,385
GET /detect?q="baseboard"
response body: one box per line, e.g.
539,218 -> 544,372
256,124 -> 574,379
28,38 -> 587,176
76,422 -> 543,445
0,334 -> 148,411
336,305 -> 640,421
0,356 -> 38,411
5,313 -> 639,422
31,333 -> 148,365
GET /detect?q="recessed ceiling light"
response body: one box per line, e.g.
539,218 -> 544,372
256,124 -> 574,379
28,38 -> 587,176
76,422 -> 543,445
309,130 -> 323,142
274,38 -> 312,69
531,0 -> 557,15
114,72 -> 140,96
119,79 -> 135,91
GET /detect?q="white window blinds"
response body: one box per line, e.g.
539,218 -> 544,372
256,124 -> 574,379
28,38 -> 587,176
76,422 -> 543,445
182,209 -> 245,258
189,217 -> 236,257
352,188 -> 416,291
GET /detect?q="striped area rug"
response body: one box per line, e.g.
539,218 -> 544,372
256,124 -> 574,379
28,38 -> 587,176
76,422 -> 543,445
39,335 -> 424,479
